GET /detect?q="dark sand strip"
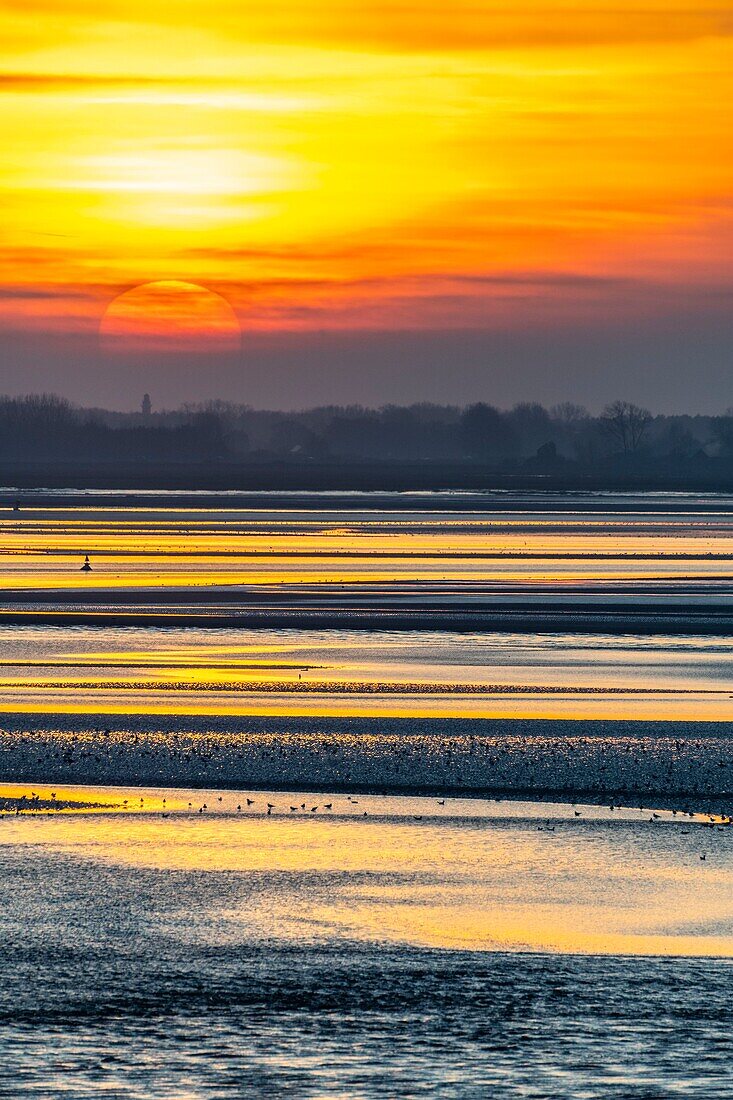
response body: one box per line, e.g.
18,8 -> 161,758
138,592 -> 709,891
1,713 -> 732,811
2,607 -> 733,634
4,489 -> 733,511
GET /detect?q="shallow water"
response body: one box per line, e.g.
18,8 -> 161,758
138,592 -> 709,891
2,787 -> 733,1096
3,490 -> 733,727
3,492 -> 733,605
1,624 -> 733,720
3,785 -> 733,955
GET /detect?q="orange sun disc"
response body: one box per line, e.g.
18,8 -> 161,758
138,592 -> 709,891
100,280 -> 241,356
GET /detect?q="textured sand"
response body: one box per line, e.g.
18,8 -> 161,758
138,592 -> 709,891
1,713 -> 732,811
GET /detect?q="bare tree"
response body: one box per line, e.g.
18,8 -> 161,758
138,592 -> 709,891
710,407 -> 733,455
600,400 -> 652,455
550,402 -> 589,426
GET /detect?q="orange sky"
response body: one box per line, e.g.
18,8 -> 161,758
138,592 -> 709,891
0,2 -> 731,399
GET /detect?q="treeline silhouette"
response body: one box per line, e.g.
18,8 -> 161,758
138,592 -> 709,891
1,393 -> 732,486
0,393 -> 724,459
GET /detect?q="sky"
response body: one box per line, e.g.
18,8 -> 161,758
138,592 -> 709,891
0,1 -> 731,411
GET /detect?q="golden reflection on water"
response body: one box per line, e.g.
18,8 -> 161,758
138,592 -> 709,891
2,505 -> 733,960
1,626 -> 732,719
0,553 -> 731,590
0,689 -> 732,720
2,785 -> 732,957
1,502 -> 733,593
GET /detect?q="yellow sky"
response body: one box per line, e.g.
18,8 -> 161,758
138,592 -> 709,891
0,1 -> 732,342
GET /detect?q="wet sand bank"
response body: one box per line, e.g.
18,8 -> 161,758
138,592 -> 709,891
3,606 -> 733,635
1,713 -> 731,811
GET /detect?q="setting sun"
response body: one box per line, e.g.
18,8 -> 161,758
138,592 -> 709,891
100,281 -> 241,355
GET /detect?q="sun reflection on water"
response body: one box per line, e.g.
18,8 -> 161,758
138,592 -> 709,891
2,784 -> 732,957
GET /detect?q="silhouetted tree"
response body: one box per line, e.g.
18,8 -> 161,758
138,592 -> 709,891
460,403 -> 516,460
711,409 -> 733,456
0,392 -> 720,474
507,402 -> 553,454
600,400 -> 652,455
551,402 -> 589,426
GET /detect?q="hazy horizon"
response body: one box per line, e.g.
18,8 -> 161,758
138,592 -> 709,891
3,315 -> 733,415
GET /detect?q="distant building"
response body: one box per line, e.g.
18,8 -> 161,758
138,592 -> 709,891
141,393 -> 152,417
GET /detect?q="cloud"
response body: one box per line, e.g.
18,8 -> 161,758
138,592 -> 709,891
0,282 -> 113,301
0,73 -> 204,91
2,2 -> 732,57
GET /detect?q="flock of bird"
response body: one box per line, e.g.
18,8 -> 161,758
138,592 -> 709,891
2,782 -> 731,863
2,716 -> 732,868
2,725 -> 732,818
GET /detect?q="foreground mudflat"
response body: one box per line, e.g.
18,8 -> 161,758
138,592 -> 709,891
1,788 -> 732,1097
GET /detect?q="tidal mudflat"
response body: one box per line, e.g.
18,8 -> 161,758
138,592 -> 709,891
3,489 -> 733,633
4,787 -> 730,1095
2,491 -> 733,1096
2,785 -> 733,1097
